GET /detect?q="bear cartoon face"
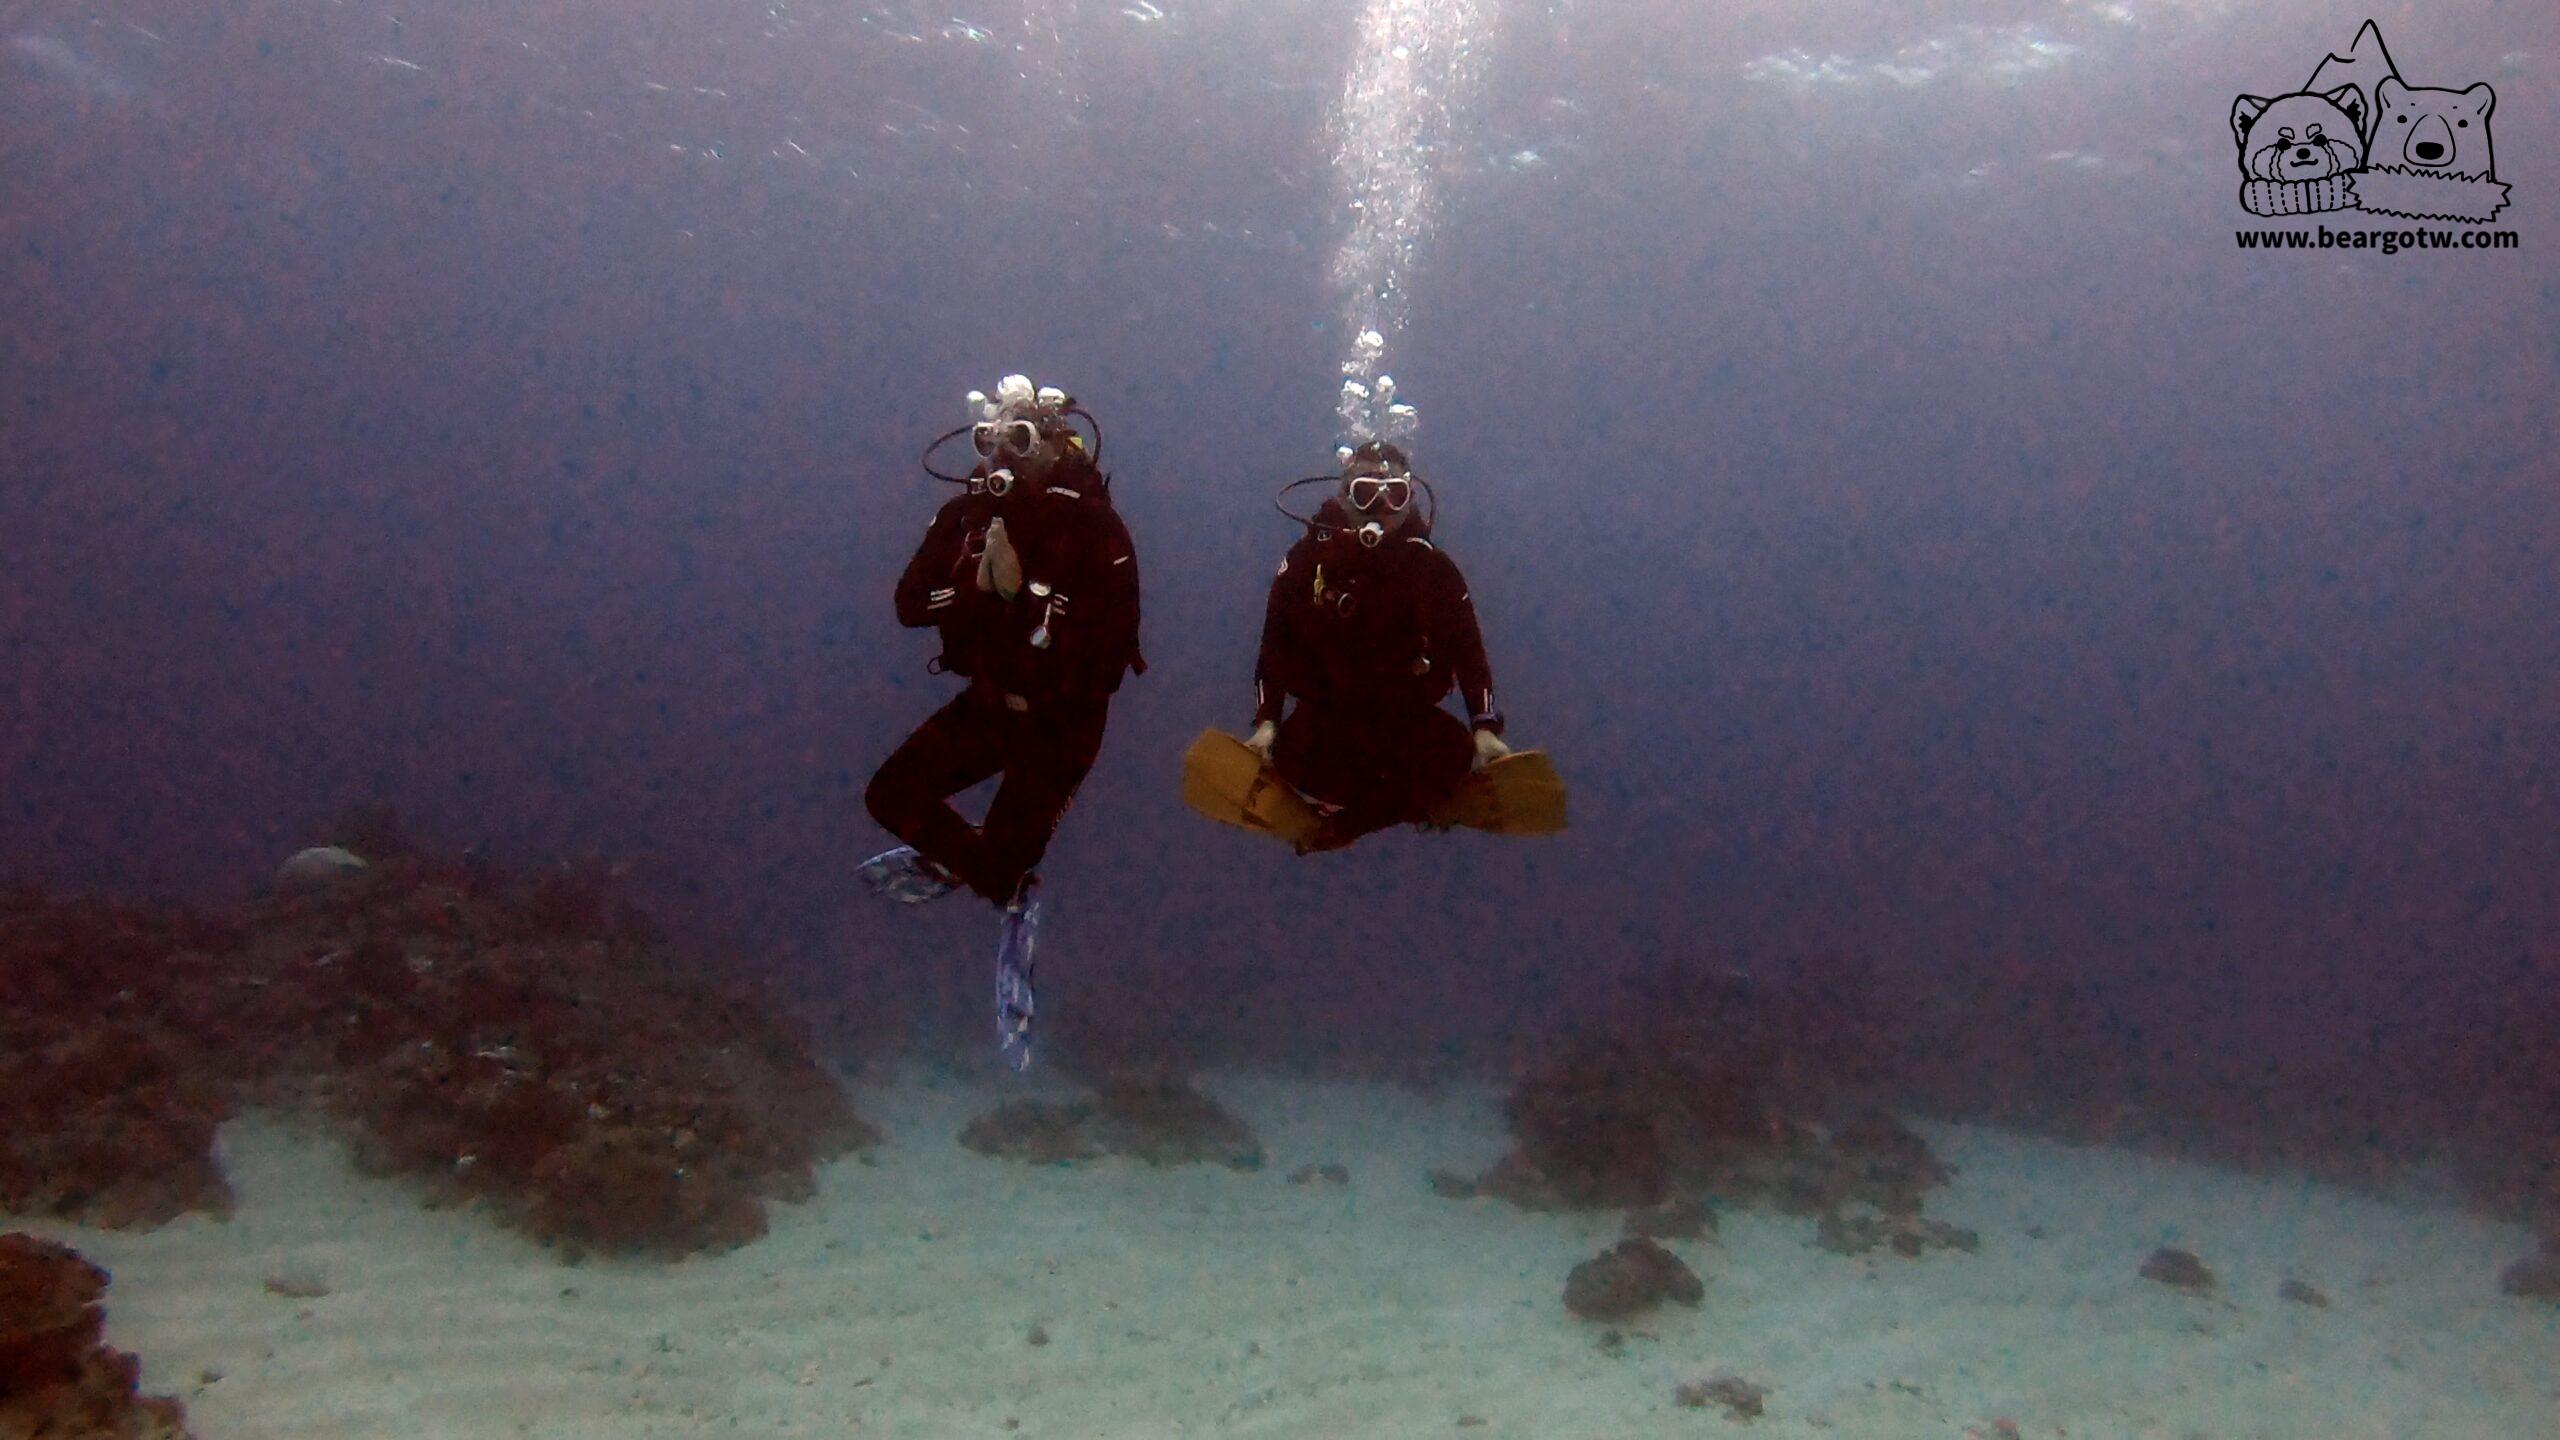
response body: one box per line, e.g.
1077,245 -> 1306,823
2231,87 -> 2366,182
2367,77 -> 2495,178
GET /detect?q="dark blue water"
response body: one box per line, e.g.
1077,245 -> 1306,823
4,0 -> 2555,1132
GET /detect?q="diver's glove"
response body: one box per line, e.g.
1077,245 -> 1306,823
1244,719 -> 1279,762
976,517 -> 1024,600
1472,727 -> 1512,770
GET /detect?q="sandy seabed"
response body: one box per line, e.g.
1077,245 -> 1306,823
15,1071 -> 2560,1440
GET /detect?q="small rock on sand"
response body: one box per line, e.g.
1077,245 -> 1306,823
2140,1246 -> 2216,1296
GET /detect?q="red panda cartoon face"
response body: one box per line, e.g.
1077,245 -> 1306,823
2230,87 -> 2366,182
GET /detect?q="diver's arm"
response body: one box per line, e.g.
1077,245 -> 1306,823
1431,553 -> 1502,735
1053,508 -> 1141,699
1251,553 -> 1301,728
892,499 -> 988,629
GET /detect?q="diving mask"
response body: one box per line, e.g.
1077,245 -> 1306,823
1344,473 -> 1412,514
973,416 -> 1043,458
928,376 -> 1102,491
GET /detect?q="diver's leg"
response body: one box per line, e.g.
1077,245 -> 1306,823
1271,705 -> 1354,809
1306,706 -> 1473,849
1270,709 -> 1356,853
1396,705 -> 1477,820
973,702 -> 1109,904
864,692 -> 1005,883
1281,706 -> 1407,850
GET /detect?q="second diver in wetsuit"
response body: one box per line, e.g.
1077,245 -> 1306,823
864,375 -> 1144,907
1245,440 -> 1513,854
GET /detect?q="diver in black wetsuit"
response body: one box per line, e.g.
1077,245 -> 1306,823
864,377 -> 1143,906
1246,441 -> 1510,853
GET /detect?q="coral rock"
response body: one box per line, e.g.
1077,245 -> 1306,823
0,1233 -> 196,1439
1562,1237 -> 1703,1321
2140,1247 -> 2216,1295
2499,1249 -> 2560,1301
4,848 -> 875,1264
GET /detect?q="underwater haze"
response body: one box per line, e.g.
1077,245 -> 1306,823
6,0 -> 2560,1434
8,0 -> 2556,1071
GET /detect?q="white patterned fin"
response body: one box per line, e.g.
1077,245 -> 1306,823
995,899 -> 1041,1071
859,845 -> 960,905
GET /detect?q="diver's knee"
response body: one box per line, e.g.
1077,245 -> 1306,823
862,765 -> 906,829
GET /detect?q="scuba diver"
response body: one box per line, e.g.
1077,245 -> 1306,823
862,375 -> 1143,913
1240,440 -> 1518,853
864,375 -> 1141,1069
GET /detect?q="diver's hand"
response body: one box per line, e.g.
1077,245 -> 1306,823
976,518 -> 1024,600
1472,728 -> 1512,770
1244,720 -> 1279,762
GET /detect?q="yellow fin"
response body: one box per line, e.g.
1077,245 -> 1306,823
1425,750 -> 1569,836
1179,730 -> 1322,844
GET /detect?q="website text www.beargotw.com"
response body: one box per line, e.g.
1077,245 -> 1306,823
2236,225 -> 2520,254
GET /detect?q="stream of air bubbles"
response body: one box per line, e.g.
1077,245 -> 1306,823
1325,0 -> 1491,454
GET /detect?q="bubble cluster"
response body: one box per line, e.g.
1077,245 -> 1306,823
1326,0 -> 1489,449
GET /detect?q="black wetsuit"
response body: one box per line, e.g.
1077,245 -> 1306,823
865,462 -> 1141,903
1252,501 -> 1501,846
